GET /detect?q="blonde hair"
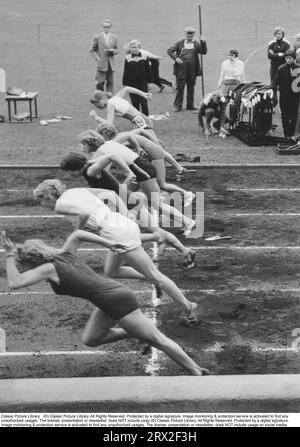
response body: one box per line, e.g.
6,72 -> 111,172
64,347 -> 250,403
90,90 -> 112,104
96,122 -> 118,140
77,129 -> 104,151
17,239 -> 55,267
33,179 -> 65,200
129,39 -> 141,48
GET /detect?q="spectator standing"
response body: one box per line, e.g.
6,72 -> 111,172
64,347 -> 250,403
272,50 -> 300,139
217,48 -> 246,135
123,42 -> 174,93
217,48 -> 246,95
167,26 -> 207,112
122,40 -> 153,116
267,26 -> 290,85
90,19 -> 118,94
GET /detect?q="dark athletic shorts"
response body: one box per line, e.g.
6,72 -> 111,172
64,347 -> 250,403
129,156 -> 157,183
90,286 -> 139,320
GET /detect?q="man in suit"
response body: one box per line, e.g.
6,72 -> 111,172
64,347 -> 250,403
272,49 -> 300,139
90,19 -> 118,94
167,26 -> 207,112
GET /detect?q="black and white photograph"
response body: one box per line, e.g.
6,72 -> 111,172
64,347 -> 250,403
0,0 -> 300,428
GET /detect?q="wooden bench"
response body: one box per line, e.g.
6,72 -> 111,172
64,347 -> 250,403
5,91 -> 39,123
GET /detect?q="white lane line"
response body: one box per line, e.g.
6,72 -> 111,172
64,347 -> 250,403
0,350 -> 137,357
167,246 -> 300,250
0,12 -> 19,21
220,213 -> 300,217
0,248 -> 108,253
3,187 -> 300,193
227,188 -> 300,192
204,343 -> 299,353
2,213 -> 300,218
2,163 -> 300,168
0,215 -> 63,218
0,290 -> 152,296
0,347 -> 298,357
184,288 -> 300,293
1,288 -> 300,297
1,246 -> 300,255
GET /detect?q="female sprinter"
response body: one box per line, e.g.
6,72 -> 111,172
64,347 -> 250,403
33,180 -> 198,320
1,230 -> 209,376
77,130 -> 196,237
89,86 -> 154,135
95,121 -> 195,204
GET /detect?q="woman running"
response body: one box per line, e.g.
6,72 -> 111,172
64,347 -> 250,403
95,121 -> 195,204
33,180 -> 198,319
1,230 -> 209,376
89,86 -> 156,137
77,130 -> 196,236
59,152 -> 196,269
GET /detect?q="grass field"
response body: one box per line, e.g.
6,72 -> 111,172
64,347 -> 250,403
1,0 -> 300,164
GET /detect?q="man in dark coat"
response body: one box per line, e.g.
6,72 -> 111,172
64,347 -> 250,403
167,26 -> 207,112
272,49 -> 300,139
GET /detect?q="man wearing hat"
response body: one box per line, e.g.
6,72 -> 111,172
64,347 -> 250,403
272,49 -> 300,139
90,20 -> 119,94
167,27 -> 207,112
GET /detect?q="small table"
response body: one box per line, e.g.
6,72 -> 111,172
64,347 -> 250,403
5,91 -> 39,122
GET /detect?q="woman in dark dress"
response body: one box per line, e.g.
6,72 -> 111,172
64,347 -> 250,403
1,230 -> 209,376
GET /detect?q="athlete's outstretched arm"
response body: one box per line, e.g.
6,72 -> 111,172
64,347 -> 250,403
1,231 -> 55,289
88,153 -> 135,182
115,86 -> 152,100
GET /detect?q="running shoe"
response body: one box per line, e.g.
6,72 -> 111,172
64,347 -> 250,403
183,220 -> 196,236
220,126 -> 230,135
183,250 -> 196,269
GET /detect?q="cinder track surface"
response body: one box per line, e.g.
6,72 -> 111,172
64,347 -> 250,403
0,165 -> 300,379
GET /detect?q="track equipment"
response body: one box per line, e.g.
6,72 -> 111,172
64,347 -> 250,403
229,82 -> 291,146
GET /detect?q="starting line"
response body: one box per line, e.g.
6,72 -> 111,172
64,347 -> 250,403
5,188 -> 300,193
2,213 -> 300,218
0,375 -> 300,412
0,345 -> 299,357
1,288 -> 300,296
2,246 -> 300,254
